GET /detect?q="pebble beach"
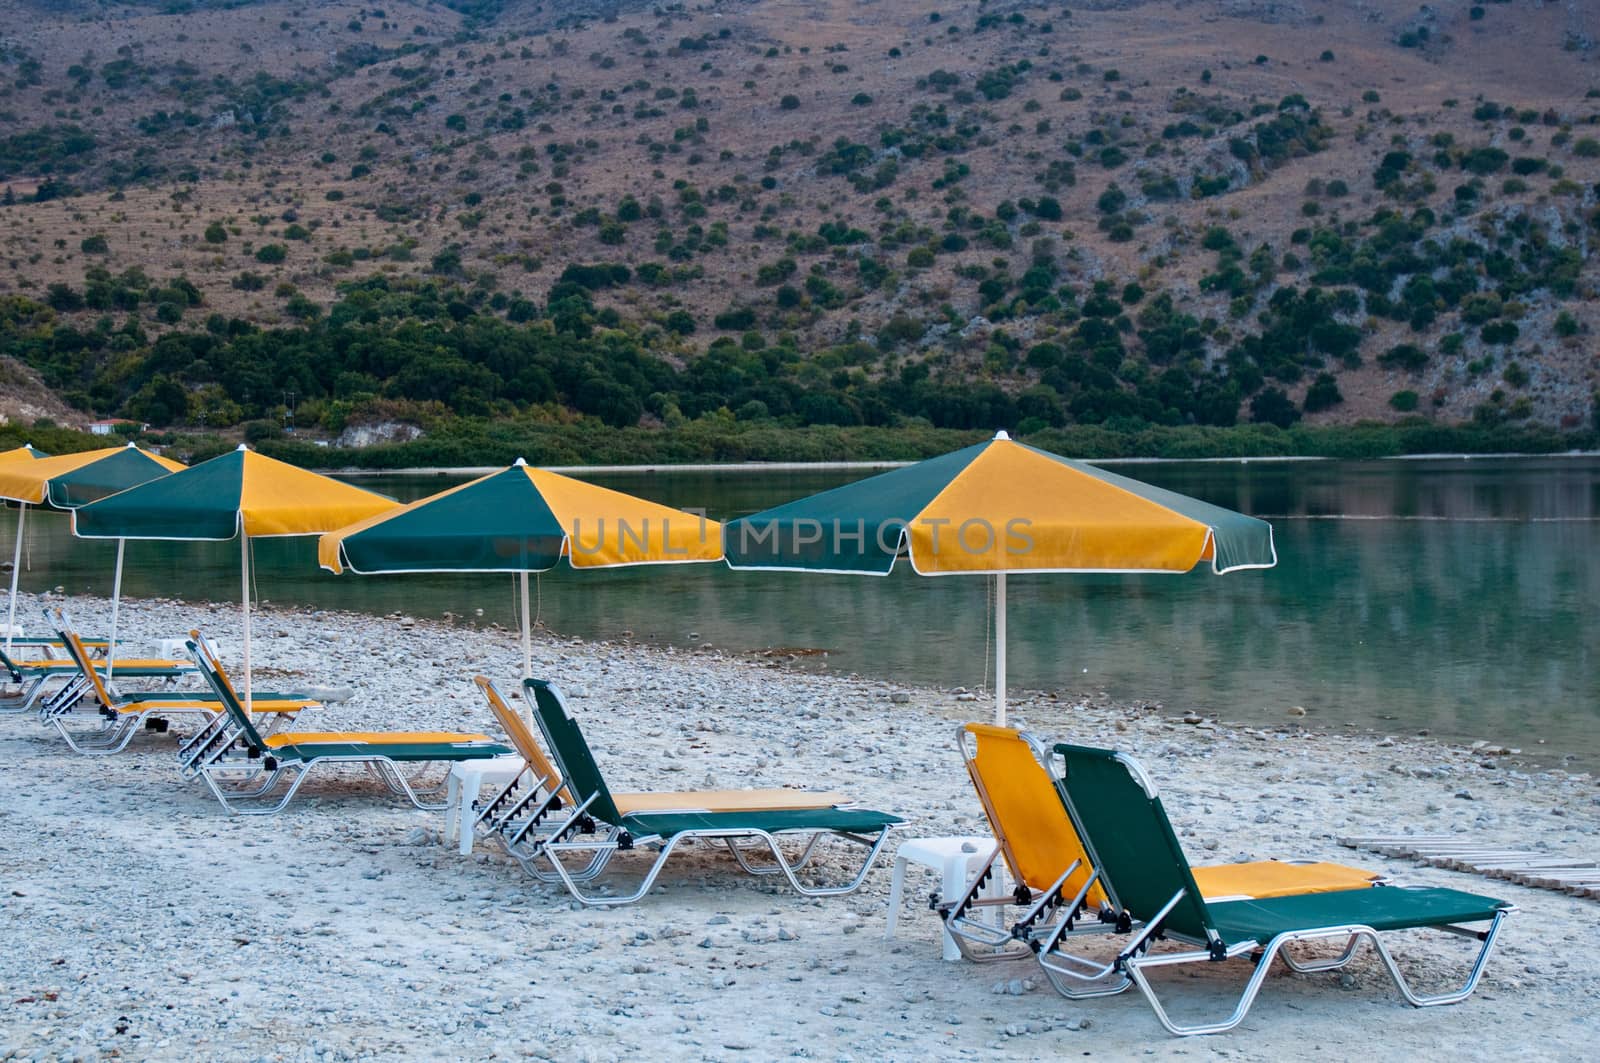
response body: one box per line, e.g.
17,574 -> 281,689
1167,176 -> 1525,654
2,590 -> 1596,1062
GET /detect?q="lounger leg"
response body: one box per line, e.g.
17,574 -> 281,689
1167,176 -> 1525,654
1123,936 -> 1280,1036
1031,870 -> 1132,997
0,676 -> 49,713
370,760 -> 451,811
752,827 -> 898,899
935,849 -> 1037,962
52,713 -> 135,755
549,833 -> 694,906
1367,911 -> 1509,1007
1124,914 -> 1509,1036
201,762 -> 312,815
723,832 -> 825,876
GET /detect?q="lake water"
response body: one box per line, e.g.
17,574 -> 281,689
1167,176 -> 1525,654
5,455 -> 1597,769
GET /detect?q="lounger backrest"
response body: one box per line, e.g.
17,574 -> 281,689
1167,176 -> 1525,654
186,631 -> 269,751
1050,743 -> 1213,942
475,676 -> 570,803
49,609 -> 117,709
963,724 -> 1108,908
0,646 -> 22,682
523,678 -> 622,823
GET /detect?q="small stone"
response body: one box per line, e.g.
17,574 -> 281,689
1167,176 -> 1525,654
1286,706 -> 1307,717
889,691 -> 911,704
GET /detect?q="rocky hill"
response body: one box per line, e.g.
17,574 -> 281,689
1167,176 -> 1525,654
0,0 -> 1596,440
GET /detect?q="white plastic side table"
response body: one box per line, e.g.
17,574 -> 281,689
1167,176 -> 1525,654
444,755 -> 526,854
884,835 -> 1002,961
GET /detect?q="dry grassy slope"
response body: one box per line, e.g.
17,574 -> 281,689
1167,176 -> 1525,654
0,0 -> 1597,428
0,355 -> 78,426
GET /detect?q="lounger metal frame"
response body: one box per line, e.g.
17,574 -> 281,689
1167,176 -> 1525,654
533,790 -> 895,906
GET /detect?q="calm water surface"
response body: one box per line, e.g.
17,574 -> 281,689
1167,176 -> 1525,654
6,456 -> 1596,768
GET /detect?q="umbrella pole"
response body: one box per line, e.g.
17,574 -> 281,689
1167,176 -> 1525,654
520,570 -> 533,726
519,571 -> 533,678
241,530 -> 253,714
5,502 -> 24,653
994,572 -> 1007,727
107,538 -> 125,680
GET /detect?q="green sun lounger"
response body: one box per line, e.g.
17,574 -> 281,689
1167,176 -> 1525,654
1046,743 -> 1514,1035
183,632 -> 510,815
522,677 -> 902,906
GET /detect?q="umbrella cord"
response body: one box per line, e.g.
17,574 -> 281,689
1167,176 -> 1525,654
250,536 -> 260,607
510,575 -> 545,632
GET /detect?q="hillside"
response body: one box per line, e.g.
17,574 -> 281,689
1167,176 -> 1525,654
0,0 -> 1597,450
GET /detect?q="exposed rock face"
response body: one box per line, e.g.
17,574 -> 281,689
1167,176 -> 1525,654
334,420 -> 424,448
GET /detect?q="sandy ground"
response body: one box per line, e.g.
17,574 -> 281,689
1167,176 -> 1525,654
1,591 -> 1596,1062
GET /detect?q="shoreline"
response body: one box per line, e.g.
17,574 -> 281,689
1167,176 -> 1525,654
2,589 -> 1596,1059
319,450 -> 1600,479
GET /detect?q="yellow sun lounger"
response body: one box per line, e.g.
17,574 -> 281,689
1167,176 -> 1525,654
472,676 -> 853,875
943,724 -> 1381,994
41,609 -> 320,755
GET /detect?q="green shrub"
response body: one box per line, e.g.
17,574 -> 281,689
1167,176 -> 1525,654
1302,372 -> 1343,412
1389,390 -> 1419,412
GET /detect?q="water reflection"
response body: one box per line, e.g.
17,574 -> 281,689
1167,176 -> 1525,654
4,456 -> 1596,767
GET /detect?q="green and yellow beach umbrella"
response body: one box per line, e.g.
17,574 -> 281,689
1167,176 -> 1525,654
320,458 -> 722,681
0,442 -> 186,658
75,445 -> 397,708
724,431 -> 1276,724
0,444 -> 48,464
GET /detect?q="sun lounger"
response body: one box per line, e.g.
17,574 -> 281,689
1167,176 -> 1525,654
469,676 -> 574,865
2,634 -> 112,658
183,632 -> 510,814
473,676 -> 859,876
40,611 -> 319,755
1047,742 -> 1514,1035
940,724 -> 1381,982
520,677 -> 903,906
1,638 -> 188,716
